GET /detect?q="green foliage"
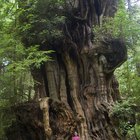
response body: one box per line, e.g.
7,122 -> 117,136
0,103 -> 15,140
17,0 -> 65,46
134,125 -> 140,139
7,45 -> 54,71
115,50 -> 140,139
110,98 -> 137,137
113,4 -> 140,137
0,1 -> 54,104
94,0 -> 140,46
110,98 -> 135,118
115,50 -> 140,103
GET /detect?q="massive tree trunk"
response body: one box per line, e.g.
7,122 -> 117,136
6,0 -> 127,140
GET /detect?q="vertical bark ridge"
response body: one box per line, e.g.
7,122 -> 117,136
78,52 -> 120,140
45,61 -> 59,101
39,97 -> 52,139
106,74 -> 117,103
59,66 -> 70,107
111,75 -> 121,101
80,54 -> 90,85
31,68 -> 46,99
63,51 -> 89,139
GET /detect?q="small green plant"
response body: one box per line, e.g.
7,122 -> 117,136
110,98 -> 138,138
110,99 -> 135,117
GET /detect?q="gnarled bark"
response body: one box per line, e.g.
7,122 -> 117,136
6,0 -> 127,140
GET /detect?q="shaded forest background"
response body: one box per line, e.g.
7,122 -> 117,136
0,0 -> 140,140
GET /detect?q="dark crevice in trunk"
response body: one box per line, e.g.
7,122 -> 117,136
42,64 -> 49,97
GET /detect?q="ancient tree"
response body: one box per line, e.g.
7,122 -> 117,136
6,0 -> 127,140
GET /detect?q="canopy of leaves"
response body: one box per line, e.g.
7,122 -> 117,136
17,0 -> 65,46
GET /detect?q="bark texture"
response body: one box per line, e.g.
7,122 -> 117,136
6,0 -> 127,140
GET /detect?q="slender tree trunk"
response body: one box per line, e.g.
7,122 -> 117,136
6,0 -> 127,140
